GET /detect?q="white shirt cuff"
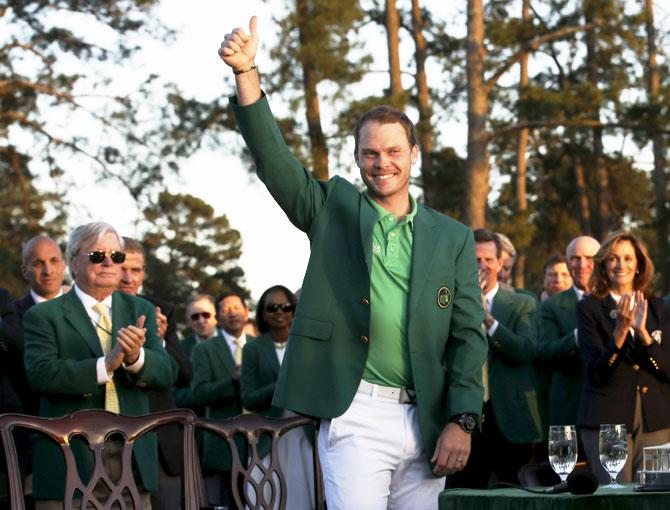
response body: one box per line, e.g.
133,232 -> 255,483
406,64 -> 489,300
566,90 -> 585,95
122,347 -> 145,373
487,320 -> 499,337
96,357 -> 112,384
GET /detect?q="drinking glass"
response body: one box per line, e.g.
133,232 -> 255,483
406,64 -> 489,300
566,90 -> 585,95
548,425 -> 578,483
599,424 -> 628,488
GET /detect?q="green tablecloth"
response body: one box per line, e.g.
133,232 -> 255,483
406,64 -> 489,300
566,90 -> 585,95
439,485 -> 670,510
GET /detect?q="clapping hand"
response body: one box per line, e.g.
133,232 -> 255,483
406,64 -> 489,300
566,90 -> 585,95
155,306 -> 168,338
117,315 -> 146,365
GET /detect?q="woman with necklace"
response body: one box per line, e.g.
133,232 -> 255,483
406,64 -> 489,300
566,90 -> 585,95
240,285 -> 315,509
576,231 -> 670,484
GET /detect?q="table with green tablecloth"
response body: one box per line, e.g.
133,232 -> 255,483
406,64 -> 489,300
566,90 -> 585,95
439,485 -> 670,510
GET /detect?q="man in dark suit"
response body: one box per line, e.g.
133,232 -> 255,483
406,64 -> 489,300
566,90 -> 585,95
451,229 -> 540,488
118,237 -> 192,510
219,18 -> 487,508
535,236 -> 600,427
0,288 -> 24,415
189,293 -> 244,507
23,222 -> 175,508
14,235 -> 67,324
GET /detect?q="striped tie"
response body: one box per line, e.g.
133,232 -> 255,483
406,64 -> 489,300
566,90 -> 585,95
92,303 -> 121,413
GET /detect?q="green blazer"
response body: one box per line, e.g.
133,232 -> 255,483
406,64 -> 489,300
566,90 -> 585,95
240,333 -> 288,458
488,288 -> 543,443
535,288 -> 583,426
240,333 -> 282,417
181,333 -> 198,358
190,331 -> 243,472
232,95 -> 488,459
23,290 -> 176,500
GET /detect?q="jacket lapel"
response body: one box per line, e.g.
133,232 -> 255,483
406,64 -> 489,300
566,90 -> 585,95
359,193 -> 378,277
492,289 -> 514,325
214,331 -> 235,375
111,292 -> 133,348
259,335 -> 281,376
409,208 -> 439,315
62,290 -> 103,357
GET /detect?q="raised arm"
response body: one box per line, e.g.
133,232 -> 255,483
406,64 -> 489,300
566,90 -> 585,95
218,16 -> 261,105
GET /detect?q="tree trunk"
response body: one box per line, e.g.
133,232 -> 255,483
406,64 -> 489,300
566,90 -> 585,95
645,0 -> 669,291
513,0 -> 530,289
584,4 -> 610,239
297,0 -> 329,180
410,0 -> 436,208
386,0 -> 403,98
573,148 -> 592,234
466,0 -> 489,228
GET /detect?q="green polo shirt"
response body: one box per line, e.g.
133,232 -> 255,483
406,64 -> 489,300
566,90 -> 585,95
361,194 -> 417,389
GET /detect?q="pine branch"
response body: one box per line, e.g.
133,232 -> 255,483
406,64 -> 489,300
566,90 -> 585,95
485,21 -> 601,92
488,119 -> 662,140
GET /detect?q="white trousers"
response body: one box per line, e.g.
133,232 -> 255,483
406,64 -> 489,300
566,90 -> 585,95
318,386 -> 445,510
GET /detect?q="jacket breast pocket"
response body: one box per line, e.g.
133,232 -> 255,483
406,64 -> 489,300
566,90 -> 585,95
291,316 -> 333,341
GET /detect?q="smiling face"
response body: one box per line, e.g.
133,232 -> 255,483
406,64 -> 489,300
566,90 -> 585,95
475,241 -> 502,293
218,295 -> 249,337
355,120 -> 419,211
605,240 -> 638,295
72,231 -> 123,301
262,290 -> 294,333
21,237 -> 66,299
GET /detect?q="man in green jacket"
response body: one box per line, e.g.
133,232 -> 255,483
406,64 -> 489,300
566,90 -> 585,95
451,229 -> 540,488
219,17 -> 487,509
536,236 -> 600,426
23,222 -> 176,508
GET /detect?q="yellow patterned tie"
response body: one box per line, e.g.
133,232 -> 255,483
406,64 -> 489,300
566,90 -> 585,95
234,337 -> 244,366
92,303 -> 121,413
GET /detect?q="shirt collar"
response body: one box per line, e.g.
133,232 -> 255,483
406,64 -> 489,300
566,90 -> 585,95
573,285 -> 585,301
365,193 -> 417,228
30,288 -> 62,304
484,283 -> 500,309
74,284 -> 112,310
221,328 -> 246,348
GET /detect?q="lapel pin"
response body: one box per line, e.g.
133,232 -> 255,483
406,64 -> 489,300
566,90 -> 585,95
609,310 -> 618,320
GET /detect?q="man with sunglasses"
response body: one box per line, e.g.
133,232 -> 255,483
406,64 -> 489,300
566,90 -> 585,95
189,293 -> 245,508
22,222 -> 176,508
218,18 -> 487,509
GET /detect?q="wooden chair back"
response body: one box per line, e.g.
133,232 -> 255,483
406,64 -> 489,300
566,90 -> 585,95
196,413 -> 325,510
0,409 -> 203,510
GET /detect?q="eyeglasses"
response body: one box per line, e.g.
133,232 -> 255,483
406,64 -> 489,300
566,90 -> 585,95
265,303 -> 295,314
86,250 -> 126,264
190,311 -> 212,321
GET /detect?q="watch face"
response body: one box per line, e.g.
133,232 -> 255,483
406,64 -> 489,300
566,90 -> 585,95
464,415 -> 476,432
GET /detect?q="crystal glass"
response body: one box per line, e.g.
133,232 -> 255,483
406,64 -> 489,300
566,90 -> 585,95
548,425 -> 578,483
599,424 -> 628,488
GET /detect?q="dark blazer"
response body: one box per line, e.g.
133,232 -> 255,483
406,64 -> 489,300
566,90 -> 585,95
14,292 -> 35,327
535,288 -> 583,426
232,95 -> 488,459
488,288 -> 543,443
0,289 -> 24,414
23,290 -> 176,500
576,295 -> 670,431
142,294 -> 193,476
190,331 -> 243,472
11,293 -> 41,416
